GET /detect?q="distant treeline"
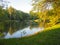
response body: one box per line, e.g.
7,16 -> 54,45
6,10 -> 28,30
0,6 -> 30,21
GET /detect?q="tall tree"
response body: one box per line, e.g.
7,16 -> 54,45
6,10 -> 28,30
32,0 -> 60,27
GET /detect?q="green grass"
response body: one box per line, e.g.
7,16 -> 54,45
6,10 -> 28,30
0,24 -> 60,45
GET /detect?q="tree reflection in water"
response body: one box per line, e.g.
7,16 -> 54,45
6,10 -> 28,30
0,21 -> 29,38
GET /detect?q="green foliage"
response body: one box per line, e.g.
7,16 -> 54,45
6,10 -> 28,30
31,0 -> 60,27
0,6 -> 30,21
30,11 -> 39,20
0,32 -> 4,37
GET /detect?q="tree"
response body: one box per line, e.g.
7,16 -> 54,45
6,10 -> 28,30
30,11 -> 38,20
31,0 -> 60,27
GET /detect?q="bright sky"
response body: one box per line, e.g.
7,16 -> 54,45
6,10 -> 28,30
7,0 -> 32,13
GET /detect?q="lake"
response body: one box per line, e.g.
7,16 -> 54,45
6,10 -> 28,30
0,21 -> 44,39
4,26 -> 44,39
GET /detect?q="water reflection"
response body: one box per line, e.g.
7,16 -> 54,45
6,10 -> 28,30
0,21 -> 29,38
5,26 -> 43,39
0,21 -> 44,39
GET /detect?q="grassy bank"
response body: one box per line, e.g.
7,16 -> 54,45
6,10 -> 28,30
0,24 -> 60,45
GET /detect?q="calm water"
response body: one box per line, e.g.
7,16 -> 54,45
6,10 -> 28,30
0,21 -> 44,39
4,26 -> 44,39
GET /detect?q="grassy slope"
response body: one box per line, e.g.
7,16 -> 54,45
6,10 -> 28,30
0,24 -> 60,45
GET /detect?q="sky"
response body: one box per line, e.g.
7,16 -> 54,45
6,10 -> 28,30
7,0 -> 33,13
